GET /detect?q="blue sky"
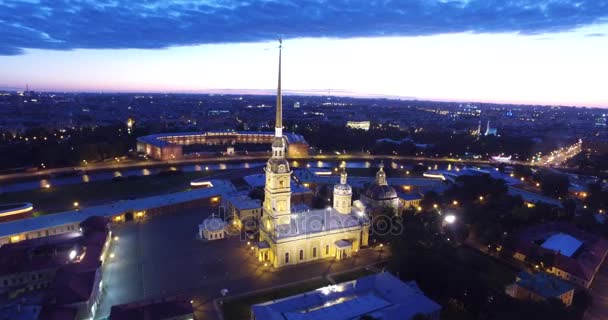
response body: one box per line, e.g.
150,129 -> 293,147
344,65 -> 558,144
1,0 -> 607,107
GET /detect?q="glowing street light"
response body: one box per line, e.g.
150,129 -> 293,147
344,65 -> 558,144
452,200 -> 459,206
444,214 -> 456,224
69,250 -> 77,261
73,202 -> 79,208
479,196 -> 484,201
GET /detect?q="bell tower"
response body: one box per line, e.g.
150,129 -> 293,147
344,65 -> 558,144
376,162 -> 388,185
333,167 -> 352,214
262,39 -> 292,233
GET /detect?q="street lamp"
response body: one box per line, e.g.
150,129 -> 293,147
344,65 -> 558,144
444,214 -> 456,224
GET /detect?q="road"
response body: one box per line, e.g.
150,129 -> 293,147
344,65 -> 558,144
0,153 -> 504,183
534,139 -> 582,167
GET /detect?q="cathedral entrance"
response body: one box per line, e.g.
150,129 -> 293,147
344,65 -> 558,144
334,239 -> 353,260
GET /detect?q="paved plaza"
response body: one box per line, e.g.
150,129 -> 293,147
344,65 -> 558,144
95,206 -> 387,319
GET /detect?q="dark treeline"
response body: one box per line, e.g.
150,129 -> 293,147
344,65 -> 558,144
0,124 -> 145,170
292,123 -> 563,161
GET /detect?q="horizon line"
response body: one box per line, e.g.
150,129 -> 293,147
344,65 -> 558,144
1,86 -> 606,110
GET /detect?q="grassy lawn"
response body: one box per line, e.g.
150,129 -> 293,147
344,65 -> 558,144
0,171 -> 226,215
222,278 -> 330,320
330,267 -> 378,284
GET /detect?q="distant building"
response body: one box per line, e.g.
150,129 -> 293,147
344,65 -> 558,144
251,272 -> 441,320
293,101 -> 300,108
506,272 -> 575,307
360,163 -> 400,215
346,120 -> 371,131
137,130 -> 309,160
126,117 -> 135,134
485,120 -> 497,136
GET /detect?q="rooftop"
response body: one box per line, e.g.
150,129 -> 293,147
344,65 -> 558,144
0,179 -> 232,238
252,272 -> 441,320
397,192 -> 423,201
223,193 -> 261,210
275,207 -> 367,239
199,217 -> 226,232
541,233 -> 583,258
515,223 -> 608,282
0,217 -> 107,276
516,272 -> 574,298
137,130 -> 307,148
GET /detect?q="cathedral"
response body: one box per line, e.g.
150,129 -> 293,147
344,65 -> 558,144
255,41 -> 370,268
360,163 -> 400,215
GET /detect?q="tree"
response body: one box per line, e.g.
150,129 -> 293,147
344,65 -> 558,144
539,172 -> 570,198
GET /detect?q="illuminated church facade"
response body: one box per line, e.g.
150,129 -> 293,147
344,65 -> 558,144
255,41 -> 370,268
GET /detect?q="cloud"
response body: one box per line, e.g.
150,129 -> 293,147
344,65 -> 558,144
0,0 -> 607,55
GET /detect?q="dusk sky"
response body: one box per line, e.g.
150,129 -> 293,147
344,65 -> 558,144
1,0 -> 607,107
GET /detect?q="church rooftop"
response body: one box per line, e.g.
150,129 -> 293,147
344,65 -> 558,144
276,208 -> 367,239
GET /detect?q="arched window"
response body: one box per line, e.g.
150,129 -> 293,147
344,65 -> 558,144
299,250 -> 304,261
285,252 -> 289,263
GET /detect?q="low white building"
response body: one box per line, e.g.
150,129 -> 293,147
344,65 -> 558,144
252,272 -> 441,320
199,216 -> 226,241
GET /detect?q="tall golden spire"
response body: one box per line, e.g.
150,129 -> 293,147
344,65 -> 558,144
275,38 -> 283,138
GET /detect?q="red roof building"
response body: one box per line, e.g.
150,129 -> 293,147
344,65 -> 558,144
513,222 -> 608,288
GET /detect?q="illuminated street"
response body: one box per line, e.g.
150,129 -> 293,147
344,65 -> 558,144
534,139 -> 583,167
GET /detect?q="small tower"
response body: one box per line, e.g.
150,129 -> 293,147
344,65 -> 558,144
333,167 -> 352,214
376,162 -> 388,186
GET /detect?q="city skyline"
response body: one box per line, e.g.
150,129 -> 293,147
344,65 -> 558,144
1,0 -> 608,107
